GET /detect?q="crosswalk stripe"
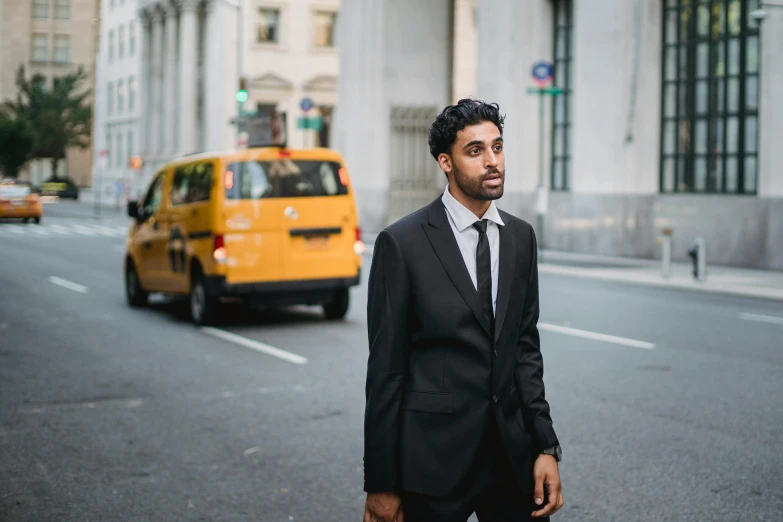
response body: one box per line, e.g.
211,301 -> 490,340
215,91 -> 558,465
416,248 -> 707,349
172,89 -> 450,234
49,224 -> 70,234
72,224 -> 97,236
93,225 -> 121,236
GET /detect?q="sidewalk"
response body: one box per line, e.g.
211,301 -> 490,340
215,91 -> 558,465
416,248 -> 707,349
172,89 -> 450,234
537,250 -> 783,302
362,235 -> 783,302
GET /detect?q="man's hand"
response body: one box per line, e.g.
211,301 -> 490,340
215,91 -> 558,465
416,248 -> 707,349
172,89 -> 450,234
531,454 -> 564,518
363,492 -> 403,522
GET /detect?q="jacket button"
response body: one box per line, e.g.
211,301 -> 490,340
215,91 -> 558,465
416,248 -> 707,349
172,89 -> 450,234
492,395 -> 499,403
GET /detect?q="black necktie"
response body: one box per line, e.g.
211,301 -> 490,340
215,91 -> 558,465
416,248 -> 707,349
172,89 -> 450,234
472,219 -> 494,332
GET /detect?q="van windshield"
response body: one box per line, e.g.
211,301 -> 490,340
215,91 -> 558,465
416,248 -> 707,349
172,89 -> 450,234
225,160 -> 348,199
0,185 -> 32,197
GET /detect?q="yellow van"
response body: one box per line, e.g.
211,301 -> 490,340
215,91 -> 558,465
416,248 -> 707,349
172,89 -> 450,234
123,146 -> 364,325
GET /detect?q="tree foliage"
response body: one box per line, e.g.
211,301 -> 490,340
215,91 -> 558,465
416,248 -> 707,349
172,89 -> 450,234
2,66 -> 92,180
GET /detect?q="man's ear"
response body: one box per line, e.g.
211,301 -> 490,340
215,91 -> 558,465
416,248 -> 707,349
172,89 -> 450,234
437,153 -> 452,176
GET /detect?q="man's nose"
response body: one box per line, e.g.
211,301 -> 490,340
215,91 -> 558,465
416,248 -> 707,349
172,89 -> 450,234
485,151 -> 499,169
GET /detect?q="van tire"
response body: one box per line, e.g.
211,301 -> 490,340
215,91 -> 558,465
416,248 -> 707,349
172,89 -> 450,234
125,259 -> 149,307
323,288 -> 350,320
190,269 -> 218,326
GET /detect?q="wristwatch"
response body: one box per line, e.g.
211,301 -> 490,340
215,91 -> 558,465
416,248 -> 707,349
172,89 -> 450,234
540,445 -> 562,462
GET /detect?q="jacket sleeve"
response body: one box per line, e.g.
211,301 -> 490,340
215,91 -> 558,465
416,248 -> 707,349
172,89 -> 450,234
363,229 -> 411,493
514,224 -> 560,452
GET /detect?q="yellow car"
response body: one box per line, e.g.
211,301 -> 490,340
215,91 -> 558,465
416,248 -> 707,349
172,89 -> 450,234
0,181 -> 43,223
124,146 -> 364,325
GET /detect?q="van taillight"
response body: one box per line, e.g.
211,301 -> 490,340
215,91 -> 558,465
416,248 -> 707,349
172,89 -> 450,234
353,227 -> 365,255
213,234 -> 226,263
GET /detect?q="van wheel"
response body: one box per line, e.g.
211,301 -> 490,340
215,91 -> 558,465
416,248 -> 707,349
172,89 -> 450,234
190,272 -> 218,326
22,218 -> 29,224
33,217 -> 41,224
125,260 -> 149,307
323,288 -> 350,320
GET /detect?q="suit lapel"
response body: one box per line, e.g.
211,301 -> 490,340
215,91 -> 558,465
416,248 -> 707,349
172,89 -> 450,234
422,199 -> 493,338
494,214 -> 516,341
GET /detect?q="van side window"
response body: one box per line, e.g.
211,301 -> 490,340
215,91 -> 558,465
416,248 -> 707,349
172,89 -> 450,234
225,161 -> 274,200
171,162 -> 213,205
141,174 -> 164,214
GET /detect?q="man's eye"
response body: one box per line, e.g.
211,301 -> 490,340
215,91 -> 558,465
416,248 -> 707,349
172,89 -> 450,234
494,145 -> 503,152
470,148 -> 480,155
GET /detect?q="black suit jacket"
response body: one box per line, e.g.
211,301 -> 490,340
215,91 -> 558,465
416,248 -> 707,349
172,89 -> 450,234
363,197 -> 559,499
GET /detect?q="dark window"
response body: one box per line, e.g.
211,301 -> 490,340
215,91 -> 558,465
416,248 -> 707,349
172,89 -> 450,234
171,162 -> 214,205
225,160 -> 348,199
551,0 -> 573,192
660,0 -> 760,194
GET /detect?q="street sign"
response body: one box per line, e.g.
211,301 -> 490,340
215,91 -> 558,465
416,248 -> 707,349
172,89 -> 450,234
526,86 -> 564,96
296,116 -> 322,131
300,97 -> 314,112
531,61 -> 554,88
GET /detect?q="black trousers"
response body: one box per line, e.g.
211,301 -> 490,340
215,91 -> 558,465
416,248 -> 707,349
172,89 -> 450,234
401,416 -> 547,522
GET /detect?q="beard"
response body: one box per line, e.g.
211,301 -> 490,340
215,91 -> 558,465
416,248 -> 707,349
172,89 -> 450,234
452,166 -> 505,201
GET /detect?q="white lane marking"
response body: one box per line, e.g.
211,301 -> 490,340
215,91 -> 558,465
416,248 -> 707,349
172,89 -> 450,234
47,276 -> 88,294
740,312 -> 783,325
539,322 -> 656,350
33,227 -> 49,235
201,327 -> 308,365
8,226 -> 24,234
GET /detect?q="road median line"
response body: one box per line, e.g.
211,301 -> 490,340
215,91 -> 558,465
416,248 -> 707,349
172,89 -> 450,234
201,327 -> 308,365
539,322 -> 656,350
47,276 -> 88,294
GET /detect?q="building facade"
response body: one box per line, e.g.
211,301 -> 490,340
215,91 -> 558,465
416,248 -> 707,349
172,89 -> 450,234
133,0 -> 340,190
334,0 -> 783,270
92,0 -> 144,204
0,0 -> 99,187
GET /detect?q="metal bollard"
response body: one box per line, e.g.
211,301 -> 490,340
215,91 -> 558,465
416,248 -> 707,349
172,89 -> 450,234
687,237 -> 707,281
659,227 -> 673,279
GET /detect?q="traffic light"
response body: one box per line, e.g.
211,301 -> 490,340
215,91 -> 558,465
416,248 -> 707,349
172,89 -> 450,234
235,77 -> 248,104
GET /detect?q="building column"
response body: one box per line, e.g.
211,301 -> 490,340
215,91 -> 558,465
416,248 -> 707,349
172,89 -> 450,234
334,0 -> 453,233
149,6 -> 165,157
177,0 -> 199,155
203,0 -> 225,151
138,10 -> 153,159
758,7 -> 783,198
163,2 -> 179,156
476,0 -> 554,197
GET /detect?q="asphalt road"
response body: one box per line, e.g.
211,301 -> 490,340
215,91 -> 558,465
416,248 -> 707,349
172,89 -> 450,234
1,201 -> 782,522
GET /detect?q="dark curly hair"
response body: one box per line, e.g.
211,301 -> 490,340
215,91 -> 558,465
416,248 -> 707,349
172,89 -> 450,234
427,98 -> 505,160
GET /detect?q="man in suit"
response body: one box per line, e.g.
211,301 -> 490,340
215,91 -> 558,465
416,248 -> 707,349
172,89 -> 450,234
362,99 -> 564,522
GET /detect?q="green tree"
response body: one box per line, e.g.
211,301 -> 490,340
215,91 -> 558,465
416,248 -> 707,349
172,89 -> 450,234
3,66 -> 92,180
0,114 -> 34,179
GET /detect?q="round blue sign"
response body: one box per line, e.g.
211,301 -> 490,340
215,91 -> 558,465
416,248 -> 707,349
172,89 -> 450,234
300,97 -> 314,112
531,61 -> 554,82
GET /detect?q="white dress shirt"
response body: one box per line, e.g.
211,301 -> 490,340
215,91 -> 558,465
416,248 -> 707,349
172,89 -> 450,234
441,184 -> 504,315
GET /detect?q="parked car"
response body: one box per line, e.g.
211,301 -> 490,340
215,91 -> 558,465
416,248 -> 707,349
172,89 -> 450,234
38,179 -> 79,199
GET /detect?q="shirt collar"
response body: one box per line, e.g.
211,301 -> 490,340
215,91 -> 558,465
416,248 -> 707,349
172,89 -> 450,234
442,184 -> 505,233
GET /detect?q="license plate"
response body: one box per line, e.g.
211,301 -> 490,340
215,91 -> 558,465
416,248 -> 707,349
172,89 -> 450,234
305,237 -> 330,250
